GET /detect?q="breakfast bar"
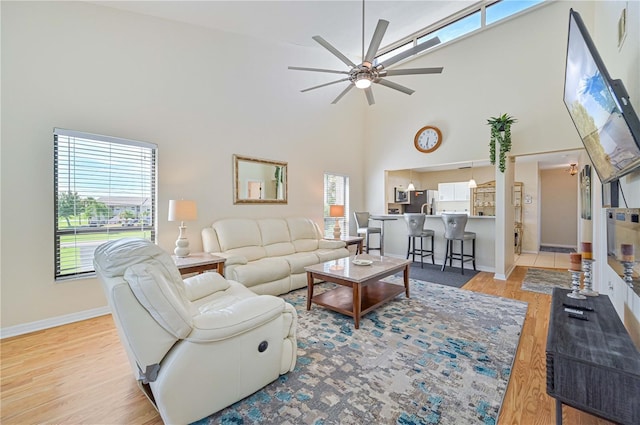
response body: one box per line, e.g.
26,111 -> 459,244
371,214 -> 496,272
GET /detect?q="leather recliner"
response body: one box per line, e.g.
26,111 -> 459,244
93,238 -> 297,424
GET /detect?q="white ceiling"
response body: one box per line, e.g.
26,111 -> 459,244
91,0 -> 477,59
90,0 -> 582,170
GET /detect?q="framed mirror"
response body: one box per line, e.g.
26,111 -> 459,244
233,154 -> 287,204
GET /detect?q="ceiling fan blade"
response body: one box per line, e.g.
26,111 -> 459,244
288,66 -> 350,75
364,19 -> 389,65
331,84 -> 355,104
376,78 -> 415,95
301,78 -> 350,93
376,36 -> 441,70
365,87 -> 375,105
312,35 -> 356,68
382,67 -> 443,76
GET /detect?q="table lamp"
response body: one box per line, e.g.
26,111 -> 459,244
329,205 -> 345,239
168,199 -> 197,257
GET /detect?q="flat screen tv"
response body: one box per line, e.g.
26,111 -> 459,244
563,9 -> 640,184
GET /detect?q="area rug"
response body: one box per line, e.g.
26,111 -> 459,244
521,267 -> 572,294
401,262 -> 480,288
195,278 -> 528,425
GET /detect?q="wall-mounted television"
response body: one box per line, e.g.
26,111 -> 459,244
563,9 -> 640,184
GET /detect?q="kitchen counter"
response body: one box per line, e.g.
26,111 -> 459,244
367,213 -> 496,272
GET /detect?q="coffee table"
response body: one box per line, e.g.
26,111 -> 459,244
305,254 -> 411,329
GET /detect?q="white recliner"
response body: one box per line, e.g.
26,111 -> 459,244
93,238 -> 297,425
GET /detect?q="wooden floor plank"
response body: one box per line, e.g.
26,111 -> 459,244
1,266 -> 614,424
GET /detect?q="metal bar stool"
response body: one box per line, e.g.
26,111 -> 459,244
441,213 -> 476,274
353,212 -> 382,254
403,213 -> 435,268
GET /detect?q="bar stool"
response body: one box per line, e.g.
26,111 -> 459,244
441,213 -> 476,274
354,212 -> 382,254
403,213 -> 435,268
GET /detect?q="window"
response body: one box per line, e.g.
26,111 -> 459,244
54,128 -> 157,280
486,0 -> 544,26
323,173 -> 350,239
418,11 -> 481,46
376,0 -> 547,65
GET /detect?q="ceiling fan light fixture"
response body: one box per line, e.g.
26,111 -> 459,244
355,74 -> 372,89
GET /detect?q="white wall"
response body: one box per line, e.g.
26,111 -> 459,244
362,1 -> 591,215
0,1 -> 365,330
589,0 -> 640,343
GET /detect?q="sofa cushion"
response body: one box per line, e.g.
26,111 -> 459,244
94,237 -> 182,282
124,262 -> 193,339
182,272 -> 231,302
283,252 -> 319,274
286,218 -> 320,240
264,242 -> 296,257
258,219 -> 291,245
224,246 -> 267,262
231,258 -> 290,287
293,239 -> 319,252
316,248 -> 350,262
213,219 -> 263,251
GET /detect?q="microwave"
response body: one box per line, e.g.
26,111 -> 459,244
394,187 -> 408,203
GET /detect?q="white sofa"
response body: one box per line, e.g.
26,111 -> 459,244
202,217 -> 349,295
94,238 -> 297,425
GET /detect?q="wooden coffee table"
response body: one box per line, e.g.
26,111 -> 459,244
305,254 -> 411,329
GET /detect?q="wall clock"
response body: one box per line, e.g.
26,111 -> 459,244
414,126 -> 443,153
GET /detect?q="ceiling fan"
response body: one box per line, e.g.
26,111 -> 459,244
288,1 -> 444,106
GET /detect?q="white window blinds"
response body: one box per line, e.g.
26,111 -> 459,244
54,128 -> 157,280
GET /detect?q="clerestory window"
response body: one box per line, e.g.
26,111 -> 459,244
54,128 -> 157,280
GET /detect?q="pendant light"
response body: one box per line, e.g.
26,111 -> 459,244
407,169 -> 415,191
468,162 -> 477,188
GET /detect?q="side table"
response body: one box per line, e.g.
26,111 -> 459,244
172,252 -> 226,276
339,236 -> 364,254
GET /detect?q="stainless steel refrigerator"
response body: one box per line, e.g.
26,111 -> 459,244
405,190 -> 438,213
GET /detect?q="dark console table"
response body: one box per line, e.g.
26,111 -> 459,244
546,288 -> 640,424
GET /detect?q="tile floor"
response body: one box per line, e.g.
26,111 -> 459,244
515,251 -> 571,269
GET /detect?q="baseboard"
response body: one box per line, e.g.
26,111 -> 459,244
0,306 -> 111,339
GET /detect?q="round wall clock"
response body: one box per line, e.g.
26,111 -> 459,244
414,126 -> 443,153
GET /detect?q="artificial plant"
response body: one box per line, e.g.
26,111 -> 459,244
487,113 -> 517,173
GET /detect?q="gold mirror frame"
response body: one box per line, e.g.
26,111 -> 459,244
233,154 -> 288,204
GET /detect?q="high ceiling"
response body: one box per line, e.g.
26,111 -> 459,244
91,0 -> 477,58
90,0 -> 581,170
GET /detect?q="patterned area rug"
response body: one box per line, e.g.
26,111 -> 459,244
521,268 -> 572,294
195,278 -> 528,425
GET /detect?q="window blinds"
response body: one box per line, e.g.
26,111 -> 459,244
54,128 -> 157,280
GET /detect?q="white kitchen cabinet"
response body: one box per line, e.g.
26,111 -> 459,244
454,182 -> 470,201
438,183 -> 456,201
438,182 -> 469,201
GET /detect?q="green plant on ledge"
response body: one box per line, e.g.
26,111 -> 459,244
487,113 -> 517,173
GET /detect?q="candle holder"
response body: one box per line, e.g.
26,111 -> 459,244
567,269 -> 586,299
622,261 -> 635,288
580,259 -> 598,296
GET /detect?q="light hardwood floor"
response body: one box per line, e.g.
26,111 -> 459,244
1,266 -> 613,424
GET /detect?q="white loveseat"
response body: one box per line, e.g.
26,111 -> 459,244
202,217 -> 349,295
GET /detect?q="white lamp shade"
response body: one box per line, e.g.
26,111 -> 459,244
468,179 -> 477,189
407,182 -> 415,191
329,205 -> 345,217
168,200 -> 198,222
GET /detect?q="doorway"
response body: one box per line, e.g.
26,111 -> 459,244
540,168 -> 578,250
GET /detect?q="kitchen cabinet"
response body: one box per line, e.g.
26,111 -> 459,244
438,182 -> 469,201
